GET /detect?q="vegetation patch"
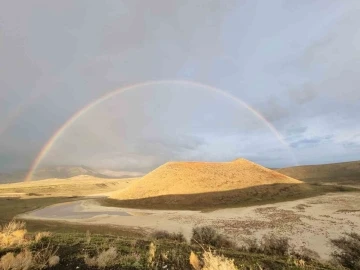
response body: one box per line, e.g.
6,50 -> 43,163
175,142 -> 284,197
331,232 -> 360,270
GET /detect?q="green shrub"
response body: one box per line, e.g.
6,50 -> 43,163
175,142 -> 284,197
261,234 -> 290,256
150,230 -> 186,243
240,237 -> 261,253
331,232 -> 360,270
191,226 -> 235,249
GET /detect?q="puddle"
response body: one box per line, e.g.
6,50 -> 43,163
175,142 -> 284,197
29,200 -> 131,219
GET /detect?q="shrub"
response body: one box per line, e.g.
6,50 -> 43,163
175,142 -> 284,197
261,234 -> 289,256
84,247 -> 118,268
331,232 -> 360,270
151,230 -> 186,242
190,250 -> 238,270
0,246 -> 59,270
0,221 -> 28,249
34,232 -> 52,243
32,243 -> 60,269
149,246 -> 191,270
240,237 -> 261,253
0,221 -> 54,249
191,226 -> 235,249
0,249 -> 32,270
0,221 -> 26,234
118,252 -> 141,268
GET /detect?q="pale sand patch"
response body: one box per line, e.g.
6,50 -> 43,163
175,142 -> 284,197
18,192 -> 360,260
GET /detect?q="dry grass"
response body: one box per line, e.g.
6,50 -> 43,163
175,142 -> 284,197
277,160 -> 360,185
0,249 -> 32,270
32,244 -> 59,269
190,251 -> 201,270
0,176 -> 137,198
0,221 -> 28,248
0,245 -> 59,270
84,247 -> 118,268
202,250 -> 238,270
34,232 -> 51,243
0,221 -> 60,270
147,242 -> 156,266
190,250 -> 238,270
111,159 -> 302,201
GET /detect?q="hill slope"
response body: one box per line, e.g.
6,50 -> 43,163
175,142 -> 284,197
106,159 -> 318,209
0,175 -> 138,197
276,160 -> 360,185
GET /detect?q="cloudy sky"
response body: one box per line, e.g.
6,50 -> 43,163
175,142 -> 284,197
1,0 -> 359,173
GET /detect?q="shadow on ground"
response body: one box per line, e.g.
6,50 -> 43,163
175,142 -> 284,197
101,183 -> 356,211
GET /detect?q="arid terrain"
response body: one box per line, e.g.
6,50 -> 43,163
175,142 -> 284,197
18,191 -> 360,260
0,159 -> 359,269
0,175 -> 137,198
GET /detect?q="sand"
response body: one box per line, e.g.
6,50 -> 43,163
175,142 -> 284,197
19,191 -> 360,260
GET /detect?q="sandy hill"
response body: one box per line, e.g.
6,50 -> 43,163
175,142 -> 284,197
109,159 -> 310,209
277,160 -> 360,185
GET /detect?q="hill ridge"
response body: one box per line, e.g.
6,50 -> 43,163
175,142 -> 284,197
111,158 -> 303,201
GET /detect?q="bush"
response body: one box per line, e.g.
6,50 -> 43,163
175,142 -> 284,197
191,226 -> 235,249
0,220 -> 28,248
331,232 -> 360,270
34,232 -> 52,243
261,234 -> 290,256
0,249 -> 32,270
0,245 -> 59,270
151,230 -> 186,242
84,247 -> 118,268
240,237 -> 261,253
190,250 -> 238,270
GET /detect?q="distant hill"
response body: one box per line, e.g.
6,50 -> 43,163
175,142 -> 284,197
276,160 -> 360,185
0,166 -> 142,184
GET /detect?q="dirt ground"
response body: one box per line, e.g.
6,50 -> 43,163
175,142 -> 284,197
19,191 -> 360,261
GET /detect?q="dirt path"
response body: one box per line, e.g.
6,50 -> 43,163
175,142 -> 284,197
18,192 -> 360,260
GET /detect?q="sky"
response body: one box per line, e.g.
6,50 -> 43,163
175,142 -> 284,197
1,0 -> 360,174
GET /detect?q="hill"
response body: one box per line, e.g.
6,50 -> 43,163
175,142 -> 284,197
0,166 -> 143,183
0,175 -> 138,197
108,158 -> 319,209
276,160 -> 360,185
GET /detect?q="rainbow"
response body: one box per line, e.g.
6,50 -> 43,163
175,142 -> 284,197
25,80 -> 297,181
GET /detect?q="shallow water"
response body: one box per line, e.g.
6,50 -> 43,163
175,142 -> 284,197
30,200 -> 131,219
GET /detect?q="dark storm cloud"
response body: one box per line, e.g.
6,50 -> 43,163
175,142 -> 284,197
290,135 -> 333,149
